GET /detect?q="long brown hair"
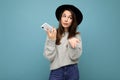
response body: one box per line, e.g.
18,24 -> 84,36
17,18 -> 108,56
56,9 -> 79,45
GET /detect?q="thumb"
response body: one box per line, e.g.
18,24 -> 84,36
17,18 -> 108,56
76,39 -> 80,43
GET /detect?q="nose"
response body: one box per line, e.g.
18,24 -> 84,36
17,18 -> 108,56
65,17 -> 68,22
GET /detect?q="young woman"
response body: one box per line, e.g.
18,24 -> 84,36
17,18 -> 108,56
43,4 -> 83,80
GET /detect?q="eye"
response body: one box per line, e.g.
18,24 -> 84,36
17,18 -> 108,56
69,16 -> 72,19
62,14 -> 66,17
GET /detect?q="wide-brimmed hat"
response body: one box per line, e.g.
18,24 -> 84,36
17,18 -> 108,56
55,4 -> 83,25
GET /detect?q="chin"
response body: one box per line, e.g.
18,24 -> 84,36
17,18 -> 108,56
62,25 -> 69,28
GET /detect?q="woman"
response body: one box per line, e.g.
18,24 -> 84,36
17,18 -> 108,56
44,4 -> 83,80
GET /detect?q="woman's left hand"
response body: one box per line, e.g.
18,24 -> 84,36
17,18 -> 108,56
68,37 -> 80,48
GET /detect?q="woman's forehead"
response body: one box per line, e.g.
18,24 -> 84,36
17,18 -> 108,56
62,10 -> 72,16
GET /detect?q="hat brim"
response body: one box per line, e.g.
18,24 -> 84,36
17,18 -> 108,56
55,4 -> 83,25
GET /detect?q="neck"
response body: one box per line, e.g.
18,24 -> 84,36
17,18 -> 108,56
64,28 -> 68,32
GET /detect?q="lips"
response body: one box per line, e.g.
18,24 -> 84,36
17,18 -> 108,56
63,23 -> 68,25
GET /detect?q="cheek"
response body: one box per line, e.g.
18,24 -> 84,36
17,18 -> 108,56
69,20 -> 72,25
61,17 -> 64,21
60,18 -> 64,23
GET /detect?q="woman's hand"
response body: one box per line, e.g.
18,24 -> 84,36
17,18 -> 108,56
46,28 -> 57,41
68,37 -> 80,48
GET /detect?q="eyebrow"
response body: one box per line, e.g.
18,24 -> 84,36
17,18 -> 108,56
62,13 -> 72,17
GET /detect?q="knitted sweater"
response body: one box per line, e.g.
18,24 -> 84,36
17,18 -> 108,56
43,32 -> 82,70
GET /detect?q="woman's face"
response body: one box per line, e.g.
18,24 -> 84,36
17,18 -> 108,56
60,10 -> 73,31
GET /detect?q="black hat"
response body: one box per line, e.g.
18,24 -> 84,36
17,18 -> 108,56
55,4 -> 83,25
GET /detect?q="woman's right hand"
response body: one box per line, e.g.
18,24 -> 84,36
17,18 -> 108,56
46,28 -> 57,41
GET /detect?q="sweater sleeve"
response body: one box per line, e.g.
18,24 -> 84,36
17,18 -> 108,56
43,37 -> 57,62
67,34 -> 82,61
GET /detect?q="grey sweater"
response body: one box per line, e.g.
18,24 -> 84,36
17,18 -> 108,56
44,32 -> 82,70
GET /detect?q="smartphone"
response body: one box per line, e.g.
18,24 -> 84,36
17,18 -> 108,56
41,23 -> 53,31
